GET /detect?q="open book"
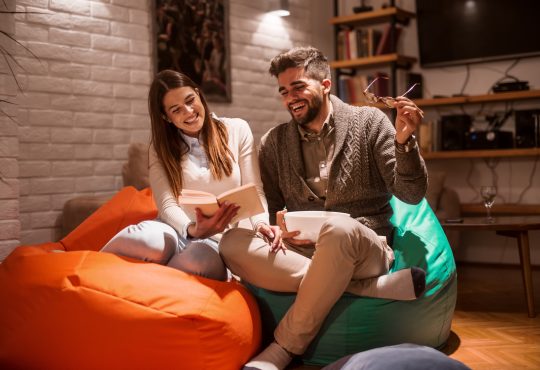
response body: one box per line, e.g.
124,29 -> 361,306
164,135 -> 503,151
178,183 -> 265,224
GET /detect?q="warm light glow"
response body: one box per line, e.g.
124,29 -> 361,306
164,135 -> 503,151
268,0 -> 290,17
464,0 -> 477,15
268,9 -> 290,17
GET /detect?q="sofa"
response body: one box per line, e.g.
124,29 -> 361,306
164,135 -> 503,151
61,143 -> 462,248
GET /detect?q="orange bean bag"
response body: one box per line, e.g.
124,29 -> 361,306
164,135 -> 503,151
0,187 -> 261,370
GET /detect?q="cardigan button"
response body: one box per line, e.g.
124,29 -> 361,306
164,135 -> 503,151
308,196 -> 315,201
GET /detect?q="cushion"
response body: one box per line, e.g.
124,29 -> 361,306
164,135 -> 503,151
323,343 -> 470,370
248,197 -> 457,365
122,142 -> 150,190
61,186 -> 158,252
425,171 -> 446,210
0,246 -> 261,370
61,194 -> 112,238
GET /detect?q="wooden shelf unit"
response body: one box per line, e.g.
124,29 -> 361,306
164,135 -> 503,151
422,148 -> 540,160
331,3 -> 415,98
417,90 -> 540,159
415,89 -> 540,108
350,89 -> 540,109
329,7 -> 415,27
329,53 -> 417,69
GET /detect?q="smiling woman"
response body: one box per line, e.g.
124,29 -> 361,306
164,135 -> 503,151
162,87 -> 205,137
99,69 -> 281,286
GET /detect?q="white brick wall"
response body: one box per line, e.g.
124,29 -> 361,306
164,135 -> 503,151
2,0 -> 316,254
0,0 -> 20,260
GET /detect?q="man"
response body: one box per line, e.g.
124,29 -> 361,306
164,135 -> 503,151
220,46 -> 428,370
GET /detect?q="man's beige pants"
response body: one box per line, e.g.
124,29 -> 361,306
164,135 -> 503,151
219,216 -> 394,355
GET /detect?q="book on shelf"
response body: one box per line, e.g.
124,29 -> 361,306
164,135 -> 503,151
336,27 -> 383,60
339,72 -> 391,105
178,183 -> 265,224
418,121 -> 434,153
376,24 -> 403,55
366,28 -> 383,57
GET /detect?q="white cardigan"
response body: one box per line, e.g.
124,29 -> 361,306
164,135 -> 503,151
149,116 -> 269,239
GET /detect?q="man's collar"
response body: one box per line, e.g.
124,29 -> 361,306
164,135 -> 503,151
297,102 -> 334,140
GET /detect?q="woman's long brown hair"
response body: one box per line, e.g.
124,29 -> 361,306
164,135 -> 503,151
148,70 -> 233,198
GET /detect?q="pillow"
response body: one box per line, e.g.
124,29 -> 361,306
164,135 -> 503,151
122,142 -> 150,190
322,344 -> 470,370
60,186 -> 157,252
425,171 -> 446,211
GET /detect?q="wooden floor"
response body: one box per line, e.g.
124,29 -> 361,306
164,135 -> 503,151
290,263 -> 540,370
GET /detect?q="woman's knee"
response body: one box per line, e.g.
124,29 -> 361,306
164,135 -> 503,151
101,220 -> 178,264
167,242 -> 228,281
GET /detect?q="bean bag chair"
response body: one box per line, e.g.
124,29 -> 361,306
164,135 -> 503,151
0,187 -> 261,370
249,197 -> 457,366
323,343 -> 470,370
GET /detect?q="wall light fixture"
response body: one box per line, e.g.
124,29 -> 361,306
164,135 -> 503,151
268,0 -> 290,17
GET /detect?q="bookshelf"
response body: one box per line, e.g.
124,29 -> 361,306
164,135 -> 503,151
422,148 -> 540,160
357,89 -> 540,109
330,7 -> 415,27
415,89 -> 540,108
329,53 -> 416,69
330,1 -> 416,100
351,90 -> 540,159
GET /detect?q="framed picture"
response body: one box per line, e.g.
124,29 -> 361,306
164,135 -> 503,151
154,0 -> 231,102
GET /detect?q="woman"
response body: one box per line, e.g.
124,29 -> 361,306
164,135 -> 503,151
101,70 -> 283,281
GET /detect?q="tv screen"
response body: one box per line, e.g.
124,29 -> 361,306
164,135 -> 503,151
416,0 -> 540,67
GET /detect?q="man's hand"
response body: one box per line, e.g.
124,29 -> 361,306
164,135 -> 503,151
393,97 -> 425,144
256,223 -> 287,254
188,202 -> 239,239
276,210 -> 316,248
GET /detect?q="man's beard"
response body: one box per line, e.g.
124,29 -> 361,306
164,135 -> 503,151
290,95 -> 322,126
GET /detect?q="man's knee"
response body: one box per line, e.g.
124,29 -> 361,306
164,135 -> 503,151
320,216 -> 366,241
219,227 -> 257,260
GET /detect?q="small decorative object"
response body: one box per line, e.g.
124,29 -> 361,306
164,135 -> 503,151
353,0 -> 373,13
480,185 -> 497,223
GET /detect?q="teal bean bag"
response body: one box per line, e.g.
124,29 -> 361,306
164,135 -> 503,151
248,197 -> 457,366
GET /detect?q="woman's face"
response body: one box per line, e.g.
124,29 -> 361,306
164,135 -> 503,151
162,87 -> 205,137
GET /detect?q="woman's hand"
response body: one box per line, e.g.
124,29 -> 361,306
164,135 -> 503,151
187,202 -> 239,239
276,210 -> 315,249
256,223 -> 287,254
393,97 -> 424,144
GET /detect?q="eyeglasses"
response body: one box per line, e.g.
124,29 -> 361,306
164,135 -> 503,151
362,77 -> 419,108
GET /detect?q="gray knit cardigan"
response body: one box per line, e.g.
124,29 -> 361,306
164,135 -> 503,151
258,95 -> 428,237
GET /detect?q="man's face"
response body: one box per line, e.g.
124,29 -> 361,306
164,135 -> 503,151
277,67 -> 327,126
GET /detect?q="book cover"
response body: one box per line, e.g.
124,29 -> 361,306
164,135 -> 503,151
419,121 -> 433,153
178,183 -> 265,224
376,24 -> 402,55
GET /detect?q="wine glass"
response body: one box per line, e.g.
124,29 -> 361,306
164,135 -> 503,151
480,186 -> 497,223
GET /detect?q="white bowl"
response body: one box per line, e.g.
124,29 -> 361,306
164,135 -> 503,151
283,211 -> 351,242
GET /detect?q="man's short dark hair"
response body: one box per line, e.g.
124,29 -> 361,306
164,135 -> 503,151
269,46 -> 331,81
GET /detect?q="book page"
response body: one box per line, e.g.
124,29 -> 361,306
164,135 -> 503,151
217,183 -> 265,224
178,190 -> 219,220
177,183 -> 264,224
